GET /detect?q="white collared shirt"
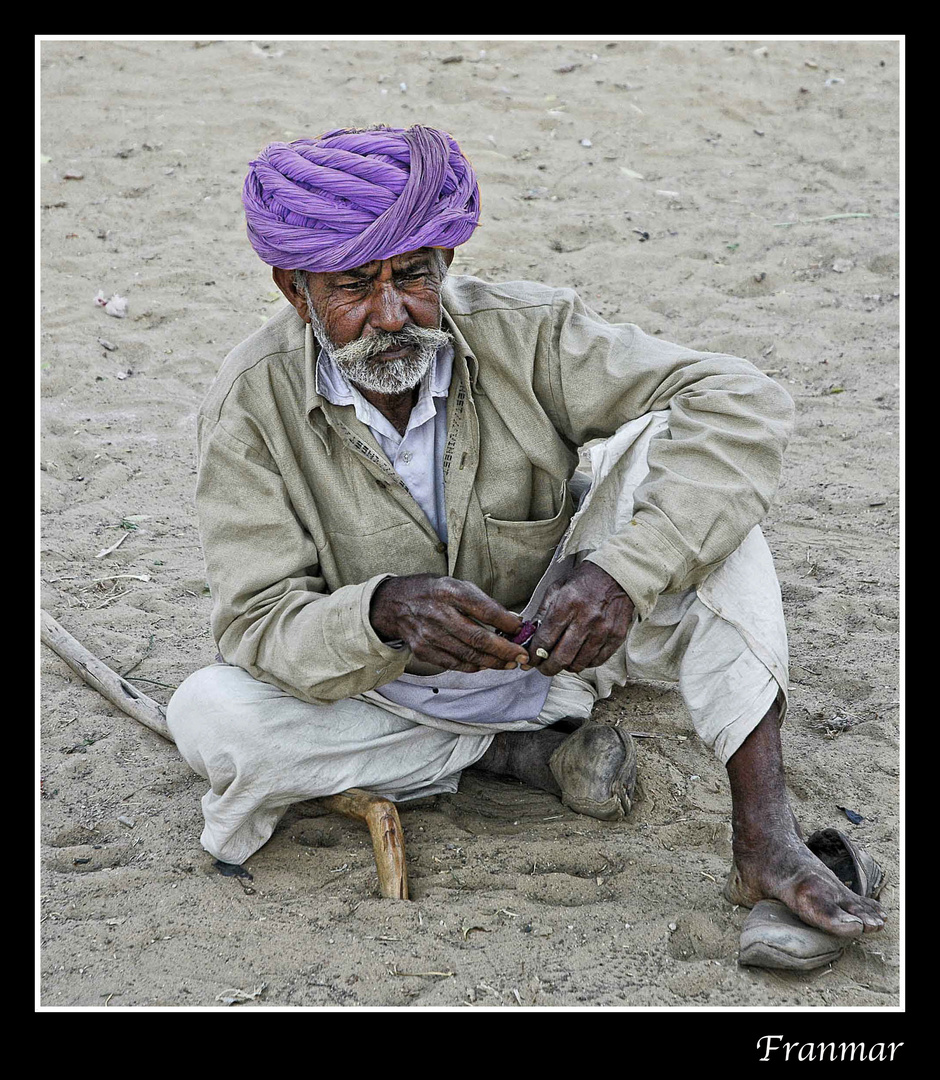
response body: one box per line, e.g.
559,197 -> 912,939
316,344 -> 452,543
315,340 -> 552,725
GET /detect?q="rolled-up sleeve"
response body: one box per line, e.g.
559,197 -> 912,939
195,417 -> 411,703
546,288 -> 795,618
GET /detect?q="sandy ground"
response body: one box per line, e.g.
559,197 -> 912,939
39,37 -> 900,1010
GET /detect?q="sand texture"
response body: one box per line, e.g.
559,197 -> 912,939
40,38 -> 900,1008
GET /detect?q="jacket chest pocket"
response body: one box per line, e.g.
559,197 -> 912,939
326,520 -> 444,588
483,481 -> 573,610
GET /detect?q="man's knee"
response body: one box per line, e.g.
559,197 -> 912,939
169,663 -> 240,726
166,664 -> 276,776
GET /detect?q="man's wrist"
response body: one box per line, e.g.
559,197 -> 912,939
579,557 -> 639,612
367,573 -> 417,645
368,576 -> 397,641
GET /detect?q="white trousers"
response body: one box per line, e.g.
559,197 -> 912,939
167,413 -> 788,865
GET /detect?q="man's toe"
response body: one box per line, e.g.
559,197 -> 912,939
844,897 -> 885,930
805,899 -> 867,937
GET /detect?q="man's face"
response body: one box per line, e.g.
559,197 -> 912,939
276,248 -> 453,395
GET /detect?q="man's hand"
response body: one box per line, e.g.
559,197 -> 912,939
370,574 -> 530,673
526,561 -> 635,677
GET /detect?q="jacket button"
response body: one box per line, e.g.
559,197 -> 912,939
435,541 -> 447,554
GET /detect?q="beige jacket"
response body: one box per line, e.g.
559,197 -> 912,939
195,275 -> 794,704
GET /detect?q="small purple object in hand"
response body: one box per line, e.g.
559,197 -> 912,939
507,620 -> 539,647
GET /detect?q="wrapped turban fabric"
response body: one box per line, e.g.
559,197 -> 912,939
242,125 -> 481,273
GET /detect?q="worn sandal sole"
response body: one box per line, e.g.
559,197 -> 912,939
739,900 -> 845,970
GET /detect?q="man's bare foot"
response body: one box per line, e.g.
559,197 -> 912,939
726,828 -> 886,938
473,722 -> 636,820
548,723 -> 636,819
725,704 -> 887,938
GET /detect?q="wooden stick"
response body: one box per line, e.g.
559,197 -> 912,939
40,609 -> 411,900
40,609 -> 171,740
320,789 -> 409,900
321,790 -> 410,898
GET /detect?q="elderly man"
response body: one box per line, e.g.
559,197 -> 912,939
166,124 -> 885,949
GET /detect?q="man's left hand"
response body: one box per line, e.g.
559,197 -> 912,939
525,561 -> 636,677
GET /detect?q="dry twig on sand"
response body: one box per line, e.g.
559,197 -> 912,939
40,609 -> 410,899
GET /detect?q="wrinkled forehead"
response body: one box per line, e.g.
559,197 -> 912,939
343,247 -> 438,273
310,247 -> 442,282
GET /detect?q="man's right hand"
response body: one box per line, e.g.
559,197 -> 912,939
369,574 -> 530,673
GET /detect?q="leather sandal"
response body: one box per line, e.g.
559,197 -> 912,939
548,722 -> 637,821
735,828 -> 886,971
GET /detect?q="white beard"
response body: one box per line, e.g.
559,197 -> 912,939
308,305 -> 451,395
333,346 -> 435,395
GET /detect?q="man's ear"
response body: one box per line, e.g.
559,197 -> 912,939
440,248 -> 455,269
272,266 -> 310,322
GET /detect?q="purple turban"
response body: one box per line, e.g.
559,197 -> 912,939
241,125 -> 481,273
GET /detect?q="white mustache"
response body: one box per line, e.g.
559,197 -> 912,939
330,325 -> 452,366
